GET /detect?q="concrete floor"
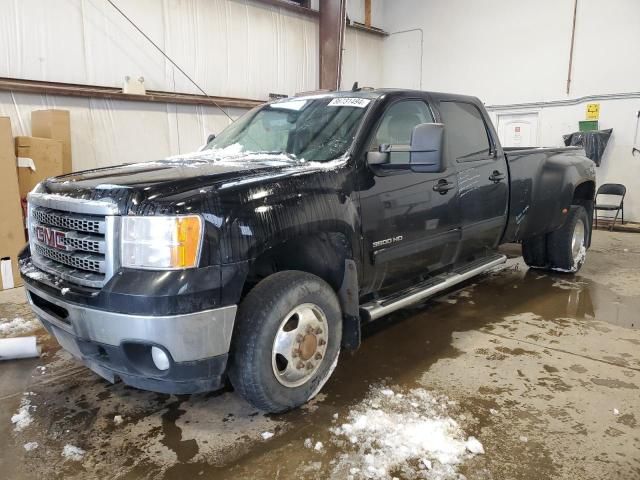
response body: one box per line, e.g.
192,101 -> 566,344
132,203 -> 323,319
1,229 -> 639,479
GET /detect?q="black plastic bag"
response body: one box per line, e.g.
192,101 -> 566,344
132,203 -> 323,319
562,128 -> 613,166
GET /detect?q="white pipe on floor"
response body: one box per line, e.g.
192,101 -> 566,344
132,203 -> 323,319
0,337 -> 40,360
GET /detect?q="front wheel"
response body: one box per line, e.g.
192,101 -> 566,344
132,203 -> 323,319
228,271 -> 342,413
546,205 -> 589,273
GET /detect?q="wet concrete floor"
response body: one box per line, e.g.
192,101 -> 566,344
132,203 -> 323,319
1,229 -> 639,479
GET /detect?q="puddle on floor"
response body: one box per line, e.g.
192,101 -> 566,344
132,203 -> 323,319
3,254 -> 640,480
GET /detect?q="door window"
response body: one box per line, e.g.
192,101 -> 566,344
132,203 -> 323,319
439,102 -> 491,162
369,100 -> 434,164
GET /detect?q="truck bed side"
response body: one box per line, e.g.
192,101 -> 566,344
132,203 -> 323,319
501,146 -> 596,243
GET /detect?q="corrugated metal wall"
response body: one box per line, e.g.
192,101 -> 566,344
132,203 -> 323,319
0,0 -> 383,169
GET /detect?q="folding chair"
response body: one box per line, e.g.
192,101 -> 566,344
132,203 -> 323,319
594,183 -> 626,231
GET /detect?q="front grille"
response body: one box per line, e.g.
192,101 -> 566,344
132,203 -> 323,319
32,208 -> 105,234
62,233 -> 104,254
33,243 -> 105,273
28,199 -> 118,289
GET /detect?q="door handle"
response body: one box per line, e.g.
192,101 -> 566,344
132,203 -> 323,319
489,170 -> 505,183
433,179 -> 454,194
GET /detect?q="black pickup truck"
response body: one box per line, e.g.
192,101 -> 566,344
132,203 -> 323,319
20,89 -> 596,412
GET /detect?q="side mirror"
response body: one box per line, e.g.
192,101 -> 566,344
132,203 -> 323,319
409,123 -> 444,173
207,133 -> 216,144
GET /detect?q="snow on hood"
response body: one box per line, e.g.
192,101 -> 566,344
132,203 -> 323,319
167,143 -> 349,171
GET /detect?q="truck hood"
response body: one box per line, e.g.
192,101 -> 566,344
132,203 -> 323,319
41,150 -> 347,210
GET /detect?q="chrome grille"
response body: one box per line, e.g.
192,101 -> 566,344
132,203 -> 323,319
62,233 -> 104,254
28,195 -> 119,289
32,208 -> 105,234
33,243 -> 105,273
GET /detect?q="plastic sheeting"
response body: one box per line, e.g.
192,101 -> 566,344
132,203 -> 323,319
0,0 -> 319,100
0,0 -> 384,169
563,128 -> 613,166
0,91 -> 244,170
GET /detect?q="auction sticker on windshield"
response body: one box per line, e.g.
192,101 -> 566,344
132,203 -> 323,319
327,98 -> 371,108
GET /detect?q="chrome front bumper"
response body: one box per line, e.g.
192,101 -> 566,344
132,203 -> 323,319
24,282 -> 237,363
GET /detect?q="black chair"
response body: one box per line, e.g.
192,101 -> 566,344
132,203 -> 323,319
594,183 -> 626,231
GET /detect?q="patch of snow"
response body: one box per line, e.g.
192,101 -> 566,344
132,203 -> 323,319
465,436 -> 485,454
23,442 -> 39,451
113,415 -> 124,425
380,389 -> 394,397
0,317 -> 40,338
261,431 -> 274,440
314,441 -> 324,451
60,288 -> 70,295
304,438 -> 313,449
328,386 -> 481,479
11,397 -> 34,431
95,184 -> 130,190
62,444 -> 86,461
613,408 -> 620,416
489,408 -> 498,415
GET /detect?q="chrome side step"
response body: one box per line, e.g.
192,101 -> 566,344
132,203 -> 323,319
360,254 -> 507,321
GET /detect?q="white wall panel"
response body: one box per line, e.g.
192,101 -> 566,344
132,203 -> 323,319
0,0 -> 319,99
341,28 -> 384,89
0,0 -> 384,172
0,91 -> 241,170
381,0 -> 640,221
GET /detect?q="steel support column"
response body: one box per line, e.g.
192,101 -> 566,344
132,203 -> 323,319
319,0 -> 346,91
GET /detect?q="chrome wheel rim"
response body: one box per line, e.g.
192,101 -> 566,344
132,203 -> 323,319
271,303 -> 329,388
571,218 -> 586,264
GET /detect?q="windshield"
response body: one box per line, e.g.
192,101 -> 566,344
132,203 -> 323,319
205,96 -> 372,162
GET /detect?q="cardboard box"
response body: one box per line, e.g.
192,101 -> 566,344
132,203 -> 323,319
0,117 -> 26,289
31,109 -> 72,174
15,136 -> 63,201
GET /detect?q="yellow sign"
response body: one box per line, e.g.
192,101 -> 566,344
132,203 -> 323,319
586,103 -> 600,120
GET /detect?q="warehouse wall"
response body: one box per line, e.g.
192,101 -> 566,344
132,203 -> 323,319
0,91 -> 242,171
341,28 -> 384,90
380,0 -> 640,221
0,0 -> 318,99
0,0 -> 383,169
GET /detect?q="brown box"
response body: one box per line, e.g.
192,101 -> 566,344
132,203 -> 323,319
31,109 -> 72,174
15,136 -> 63,201
0,117 -> 26,289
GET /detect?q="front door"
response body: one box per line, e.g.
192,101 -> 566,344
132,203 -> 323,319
436,100 -> 509,260
359,98 -> 461,293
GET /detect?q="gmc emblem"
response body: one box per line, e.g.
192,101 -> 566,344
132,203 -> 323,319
35,225 -> 66,250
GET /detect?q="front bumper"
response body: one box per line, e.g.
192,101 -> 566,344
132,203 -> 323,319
24,281 -> 237,394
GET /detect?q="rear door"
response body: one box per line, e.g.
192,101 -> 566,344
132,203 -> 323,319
358,97 -> 461,292
435,99 -> 509,260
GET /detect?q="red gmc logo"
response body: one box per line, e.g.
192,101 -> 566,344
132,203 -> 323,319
35,226 -> 66,250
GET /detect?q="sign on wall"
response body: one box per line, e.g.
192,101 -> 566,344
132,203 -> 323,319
586,103 -> 600,120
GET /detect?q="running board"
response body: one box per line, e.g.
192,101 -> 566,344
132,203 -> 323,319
360,254 -> 507,321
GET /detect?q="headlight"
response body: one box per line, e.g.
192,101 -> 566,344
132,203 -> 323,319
121,215 -> 203,269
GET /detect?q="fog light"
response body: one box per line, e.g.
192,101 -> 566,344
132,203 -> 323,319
151,346 -> 170,371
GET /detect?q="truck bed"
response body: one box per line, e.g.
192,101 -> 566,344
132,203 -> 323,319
501,146 -> 593,243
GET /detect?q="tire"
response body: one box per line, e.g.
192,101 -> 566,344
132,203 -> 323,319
522,234 -> 548,268
228,271 -> 342,413
546,205 -> 589,273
